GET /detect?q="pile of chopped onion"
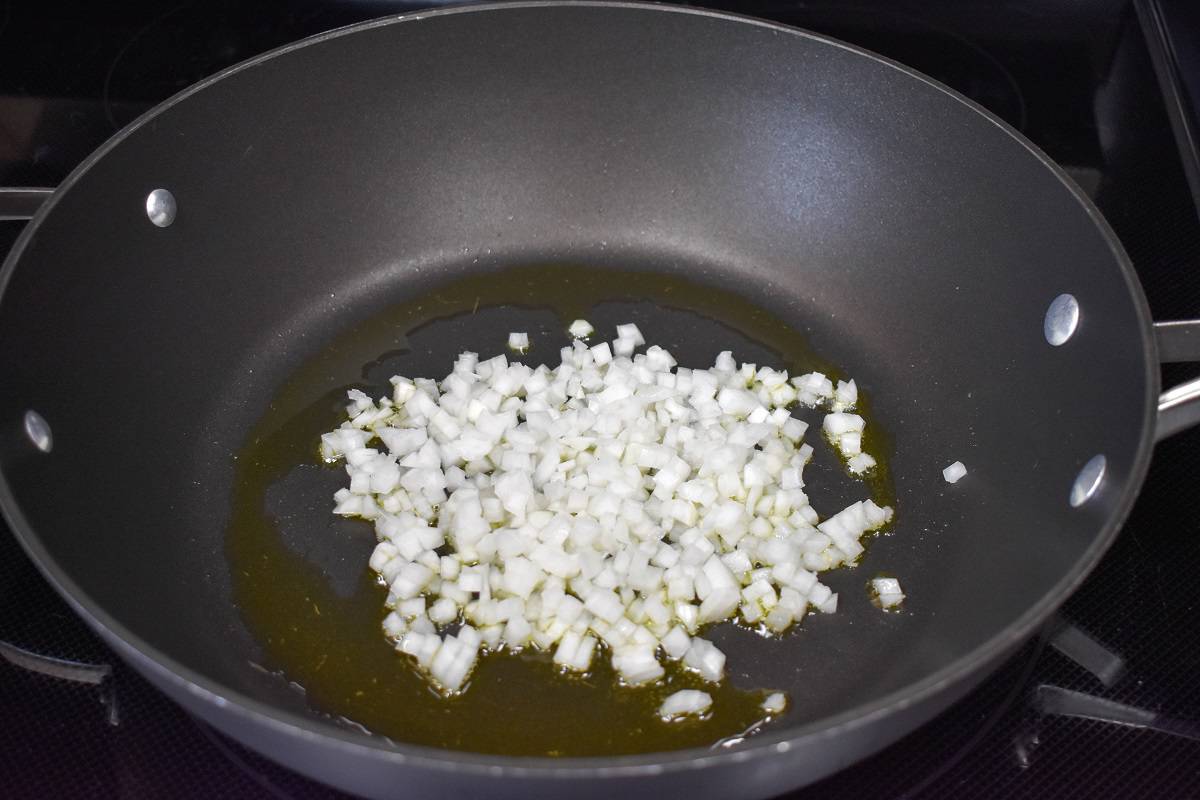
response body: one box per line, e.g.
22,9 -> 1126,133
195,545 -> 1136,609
321,322 -> 892,705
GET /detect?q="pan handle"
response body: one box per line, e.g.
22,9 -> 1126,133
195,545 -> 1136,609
0,187 -> 54,221
1155,320 -> 1200,440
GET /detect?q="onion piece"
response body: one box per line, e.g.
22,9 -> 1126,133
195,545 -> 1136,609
943,461 -> 967,483
659,689 -> 712,720
761,692 -> 788,714
568,319 -> 595,338
871,577 -> 906,609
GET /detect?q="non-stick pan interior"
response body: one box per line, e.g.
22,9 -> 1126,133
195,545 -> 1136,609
0,4 -> 1153,757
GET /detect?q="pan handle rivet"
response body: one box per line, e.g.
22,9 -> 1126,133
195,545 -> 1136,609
1044,293 -> 1079,346
23,410 -> 52,453
1070,454 -> 1105,507
145,189 -> 177,228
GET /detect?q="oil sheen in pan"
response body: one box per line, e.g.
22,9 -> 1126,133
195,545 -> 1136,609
226,264 -> 895,757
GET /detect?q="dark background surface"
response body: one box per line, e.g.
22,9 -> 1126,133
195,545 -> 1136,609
2,0 -> 1200,797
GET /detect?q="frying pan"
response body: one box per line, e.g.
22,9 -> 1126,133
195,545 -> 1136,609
2,3 -> 1199,798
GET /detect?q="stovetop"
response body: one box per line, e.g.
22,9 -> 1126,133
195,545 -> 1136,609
3,1 -> 1200,797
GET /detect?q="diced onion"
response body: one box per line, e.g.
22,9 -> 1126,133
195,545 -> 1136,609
823,411 -> 877,473
568,319 -> 595,338
871,577 -> 906,609
943,461 -> 967,483
659,689 -> 712,720
761,692 -> 787,714
322,319 -> 895,714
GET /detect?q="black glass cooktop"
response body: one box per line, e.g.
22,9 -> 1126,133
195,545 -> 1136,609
2,2 -> 1200,797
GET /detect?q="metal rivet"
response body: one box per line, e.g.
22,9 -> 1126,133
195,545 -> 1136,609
1070,454 -> 1106,507
23,410 -> 52,453
145,189 -> 177,228
1044,293 -> 1079,346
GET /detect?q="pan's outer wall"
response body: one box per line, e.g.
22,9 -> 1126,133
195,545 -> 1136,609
0,3 -> 1156,798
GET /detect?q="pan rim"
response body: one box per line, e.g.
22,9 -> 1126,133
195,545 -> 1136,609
0,0 -> 1160,780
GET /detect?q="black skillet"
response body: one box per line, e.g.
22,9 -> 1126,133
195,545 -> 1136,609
2,3 -> 1200,798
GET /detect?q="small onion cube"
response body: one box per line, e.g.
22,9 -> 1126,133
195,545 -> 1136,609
568,319 -> 595,338
615,323 -> 645,346
659,689 -> 712,721
683,638 -> 725,682
612,645 -> 665,685
872,577 -> 906,609
848,453 -> 876,474
761,692 -> 788,714
943,461 -> 967,483
660,626 -> 691,660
